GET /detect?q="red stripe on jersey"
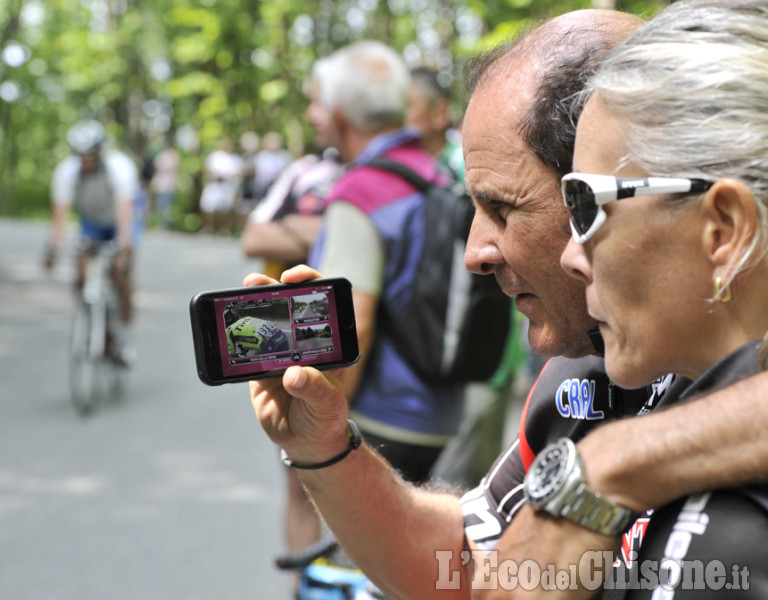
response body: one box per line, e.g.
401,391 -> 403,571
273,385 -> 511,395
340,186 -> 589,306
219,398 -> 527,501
519,358 -> 553,471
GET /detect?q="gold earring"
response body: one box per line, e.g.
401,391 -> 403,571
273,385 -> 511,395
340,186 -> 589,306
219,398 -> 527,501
714,276 -> 732,303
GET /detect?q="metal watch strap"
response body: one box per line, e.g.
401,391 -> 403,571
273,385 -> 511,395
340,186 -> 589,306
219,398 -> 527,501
280,419 -> 362,470
525,438 -> 641,537
560,481 -> 639,536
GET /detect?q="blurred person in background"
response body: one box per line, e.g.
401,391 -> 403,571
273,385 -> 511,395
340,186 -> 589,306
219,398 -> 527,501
44,119 -> 140,362
241,58 -> 341,279
406,66 -> 465,184
243,149 -> 340,277
235,131 -> 261,233
199,137 -> 242,236
253,131 -> 293,202
304,40 -> 465,482
150,141 -> 180,230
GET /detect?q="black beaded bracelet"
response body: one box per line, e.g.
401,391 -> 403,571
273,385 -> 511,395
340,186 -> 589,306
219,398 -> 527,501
280,419 -> 362,470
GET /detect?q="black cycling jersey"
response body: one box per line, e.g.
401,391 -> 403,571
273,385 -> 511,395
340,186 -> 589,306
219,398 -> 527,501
461,346 -> 768,598
462,355 -> 682,549
614,341 -> 768,599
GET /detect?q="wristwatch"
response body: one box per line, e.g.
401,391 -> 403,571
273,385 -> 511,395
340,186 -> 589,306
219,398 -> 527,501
523,437 -> 640,536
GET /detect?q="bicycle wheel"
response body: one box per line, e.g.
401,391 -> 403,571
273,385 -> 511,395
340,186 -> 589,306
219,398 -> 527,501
103,328 -> 126,400
69,302 -> 103,416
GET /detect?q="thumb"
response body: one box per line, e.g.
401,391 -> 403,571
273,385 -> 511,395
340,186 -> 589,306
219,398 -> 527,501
283,366 -> 346,419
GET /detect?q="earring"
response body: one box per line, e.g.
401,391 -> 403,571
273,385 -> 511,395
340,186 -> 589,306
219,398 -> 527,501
714,276 -> 732,303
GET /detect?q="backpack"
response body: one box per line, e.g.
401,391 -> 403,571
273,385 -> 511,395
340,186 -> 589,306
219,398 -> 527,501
366,157 -> 512,383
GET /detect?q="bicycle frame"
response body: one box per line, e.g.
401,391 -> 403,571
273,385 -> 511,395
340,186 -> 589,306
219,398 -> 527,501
69,240 -> 124,415
81,245 -> 113,357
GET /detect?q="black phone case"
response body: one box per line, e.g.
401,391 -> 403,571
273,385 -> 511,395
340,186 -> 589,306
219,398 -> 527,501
190,278 -> 359,385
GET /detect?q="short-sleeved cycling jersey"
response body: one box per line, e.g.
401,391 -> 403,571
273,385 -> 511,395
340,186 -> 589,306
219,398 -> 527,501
51,150 -> 139,227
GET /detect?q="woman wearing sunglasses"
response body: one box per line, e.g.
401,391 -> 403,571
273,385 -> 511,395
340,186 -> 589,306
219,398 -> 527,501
560,0 -> 768,594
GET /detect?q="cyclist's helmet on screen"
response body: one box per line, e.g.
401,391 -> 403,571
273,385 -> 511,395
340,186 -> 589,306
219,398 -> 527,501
67,120 -> 105,155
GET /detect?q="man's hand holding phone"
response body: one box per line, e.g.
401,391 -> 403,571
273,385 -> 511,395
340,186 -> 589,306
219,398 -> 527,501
245,265 -> 357,468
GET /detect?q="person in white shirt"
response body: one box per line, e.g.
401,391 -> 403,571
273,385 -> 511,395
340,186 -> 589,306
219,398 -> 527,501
45,119 -> 140,334
199,138 -> 243,235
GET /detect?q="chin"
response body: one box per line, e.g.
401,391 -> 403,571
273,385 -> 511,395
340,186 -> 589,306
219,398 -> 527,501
528,329 -> 574,360
604,356 -> 652,390
529,321 -> 597,360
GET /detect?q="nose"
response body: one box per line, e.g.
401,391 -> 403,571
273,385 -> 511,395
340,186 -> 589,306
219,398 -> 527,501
465,211 -> 503,275
561,235 -> 593,284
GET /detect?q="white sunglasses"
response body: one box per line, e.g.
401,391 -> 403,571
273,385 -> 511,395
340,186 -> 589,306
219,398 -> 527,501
561,172 -> 713,243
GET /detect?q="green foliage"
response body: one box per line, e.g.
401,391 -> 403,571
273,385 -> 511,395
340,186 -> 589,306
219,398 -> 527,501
0,0 -> 665,224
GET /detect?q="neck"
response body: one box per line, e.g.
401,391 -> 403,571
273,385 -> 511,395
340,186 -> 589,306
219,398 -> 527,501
340,126 -> 399,162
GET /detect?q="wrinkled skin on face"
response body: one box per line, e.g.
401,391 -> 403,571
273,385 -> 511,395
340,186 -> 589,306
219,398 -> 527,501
463,69 -> 597,359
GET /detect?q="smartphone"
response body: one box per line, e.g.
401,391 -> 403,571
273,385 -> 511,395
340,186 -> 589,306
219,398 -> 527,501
190,278 -> 360,385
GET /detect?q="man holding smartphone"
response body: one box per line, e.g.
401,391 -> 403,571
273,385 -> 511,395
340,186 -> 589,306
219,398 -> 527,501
246,9 -> 768,600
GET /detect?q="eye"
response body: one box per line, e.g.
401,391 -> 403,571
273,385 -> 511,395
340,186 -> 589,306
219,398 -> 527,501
488,200 -> 513,223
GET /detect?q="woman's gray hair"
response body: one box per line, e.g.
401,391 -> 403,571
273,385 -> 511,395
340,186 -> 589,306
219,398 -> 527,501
318,40 -> 410,134
584,0 -> 768,288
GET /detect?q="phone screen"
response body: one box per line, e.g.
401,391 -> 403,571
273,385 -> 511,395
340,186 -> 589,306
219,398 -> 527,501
190,278 -> 359,385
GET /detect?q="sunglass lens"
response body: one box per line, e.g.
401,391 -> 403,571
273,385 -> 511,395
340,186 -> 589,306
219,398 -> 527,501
564,180 -> 598,236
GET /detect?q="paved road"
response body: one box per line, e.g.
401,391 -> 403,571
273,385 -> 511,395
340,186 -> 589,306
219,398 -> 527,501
0,219 -> 296,599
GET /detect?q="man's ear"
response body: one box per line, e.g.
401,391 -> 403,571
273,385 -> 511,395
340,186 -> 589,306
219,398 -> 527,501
702,178 -> 757,272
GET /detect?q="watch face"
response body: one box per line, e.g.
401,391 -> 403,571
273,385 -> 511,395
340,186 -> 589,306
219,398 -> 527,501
524,440 -> 570,506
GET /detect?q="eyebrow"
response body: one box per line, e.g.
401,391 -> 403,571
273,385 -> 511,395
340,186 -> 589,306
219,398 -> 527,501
468,189 -> 501,210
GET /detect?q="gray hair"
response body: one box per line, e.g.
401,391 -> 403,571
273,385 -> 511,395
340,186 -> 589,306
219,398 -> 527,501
319,40 -> 410,134
584,0 -> 768,288
305,57 -> 332,94
465,10 -> 644,178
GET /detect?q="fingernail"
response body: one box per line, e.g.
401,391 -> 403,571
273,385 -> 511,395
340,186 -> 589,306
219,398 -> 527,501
287,367 -> 307,390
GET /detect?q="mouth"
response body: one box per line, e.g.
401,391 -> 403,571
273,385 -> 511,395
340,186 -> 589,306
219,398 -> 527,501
512,292 -> 537,314
588,329 -> 605,355
594,320 -> 611,343
496,274 -> 536,312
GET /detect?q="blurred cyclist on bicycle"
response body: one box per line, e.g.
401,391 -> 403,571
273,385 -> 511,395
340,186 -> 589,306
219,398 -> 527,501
44,120 -> 141,351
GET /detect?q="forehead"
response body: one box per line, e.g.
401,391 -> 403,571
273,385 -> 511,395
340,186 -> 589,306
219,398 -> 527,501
573,95 -> 629,174
463,72 -> 558,203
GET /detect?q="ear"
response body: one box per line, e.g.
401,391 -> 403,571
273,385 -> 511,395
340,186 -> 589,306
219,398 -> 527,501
702,178 -> 757,273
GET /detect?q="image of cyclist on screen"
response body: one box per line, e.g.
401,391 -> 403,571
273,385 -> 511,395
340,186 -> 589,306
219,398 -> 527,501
226,317 -> 291,357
